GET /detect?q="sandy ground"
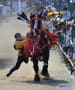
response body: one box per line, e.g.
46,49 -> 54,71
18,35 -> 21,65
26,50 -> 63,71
0,17 -> 75,90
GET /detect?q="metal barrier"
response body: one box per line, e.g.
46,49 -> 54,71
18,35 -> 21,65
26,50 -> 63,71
58,35 -> 75,74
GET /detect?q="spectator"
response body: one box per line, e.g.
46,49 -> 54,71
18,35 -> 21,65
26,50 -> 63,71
63,7 -> 71,20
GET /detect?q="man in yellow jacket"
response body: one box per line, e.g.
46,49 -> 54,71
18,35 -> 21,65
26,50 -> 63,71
6,33 -> 28,77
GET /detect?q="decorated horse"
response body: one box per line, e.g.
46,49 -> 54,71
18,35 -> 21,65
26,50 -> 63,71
17,12 -> 59,81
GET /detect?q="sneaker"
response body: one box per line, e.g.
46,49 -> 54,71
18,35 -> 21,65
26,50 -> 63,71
6,73 -> 10,77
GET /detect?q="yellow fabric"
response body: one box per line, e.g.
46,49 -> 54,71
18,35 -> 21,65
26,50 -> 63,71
52,10 -> 56,12
14,37 -> 26,56
73,61 -> 75,65
59,11 -> 63,15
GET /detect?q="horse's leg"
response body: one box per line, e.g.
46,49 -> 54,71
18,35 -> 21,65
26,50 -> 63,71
32,56 -> 40,81
41,49 -> 50,78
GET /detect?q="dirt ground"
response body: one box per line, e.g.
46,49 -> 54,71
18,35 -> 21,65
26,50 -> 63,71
0,17 -> 75,90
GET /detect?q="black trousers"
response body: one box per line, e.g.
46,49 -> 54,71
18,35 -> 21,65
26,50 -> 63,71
7,56 -> 28,76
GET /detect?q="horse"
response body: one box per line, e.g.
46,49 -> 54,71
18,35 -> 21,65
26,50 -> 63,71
17,12 -> 59,81
23,29 -> 59,81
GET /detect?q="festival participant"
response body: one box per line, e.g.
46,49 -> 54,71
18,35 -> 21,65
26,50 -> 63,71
6,33 -> 28,77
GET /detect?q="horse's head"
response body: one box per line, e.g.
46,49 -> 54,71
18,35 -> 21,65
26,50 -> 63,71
30,14 -> 42,31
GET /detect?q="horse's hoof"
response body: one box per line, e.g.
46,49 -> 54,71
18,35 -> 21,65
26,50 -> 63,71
24,57 -> 29,63
34,75 -> 40,81
41,71 -> 50,78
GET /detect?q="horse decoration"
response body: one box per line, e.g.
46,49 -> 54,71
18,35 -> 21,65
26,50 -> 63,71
30,13 -> 42,32
17,12 -> 59,81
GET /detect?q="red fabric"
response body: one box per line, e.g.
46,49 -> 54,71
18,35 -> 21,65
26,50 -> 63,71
42,27 -> 59,38
42,27 -> 59,47
24,38 -> 40,57
24,39 -> 33,57
24,27 -> 59,58
30,17 -> 42,22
